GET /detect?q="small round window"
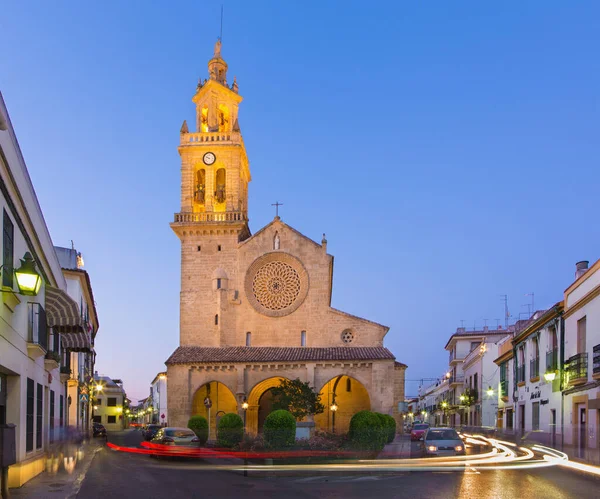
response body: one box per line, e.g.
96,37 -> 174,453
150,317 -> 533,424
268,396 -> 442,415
341,329 -> 354,344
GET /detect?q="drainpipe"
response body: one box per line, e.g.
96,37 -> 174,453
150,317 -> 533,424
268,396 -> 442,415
560,312 -> 565,450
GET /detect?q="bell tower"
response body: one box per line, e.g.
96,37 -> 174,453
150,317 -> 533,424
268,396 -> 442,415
171,39 -> 251,241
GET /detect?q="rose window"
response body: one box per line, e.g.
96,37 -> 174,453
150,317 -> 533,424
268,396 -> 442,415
245,252 -> 309,317
252,261 -> 301,310
341,330 -> 354,344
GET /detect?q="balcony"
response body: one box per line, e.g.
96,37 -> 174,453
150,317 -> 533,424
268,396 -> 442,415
449,375 -> 465,387
180,131 -> 241,146
546,349 -> 558,372
593,345 -> 600,379
449,351 -> 465,365
516,364 -> 526,385
566,352 -> 588,386
173,211 -> 248,224
530,357 -> 540,381
27,303 -> 47,360
500,379 -> 509,400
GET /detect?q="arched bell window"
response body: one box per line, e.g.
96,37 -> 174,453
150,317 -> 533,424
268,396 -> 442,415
218,104 -> 230,132
215,168 -> 226,204
195,169 -> 206,204
200,106 -> 209,133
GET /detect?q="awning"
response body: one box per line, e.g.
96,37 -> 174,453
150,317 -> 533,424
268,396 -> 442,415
61,331 -> 92,352
45,286 -> 83,331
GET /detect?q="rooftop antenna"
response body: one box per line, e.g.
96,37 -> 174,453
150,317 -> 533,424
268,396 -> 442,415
483,319 -> 488,328
501,295 -> 510,328
525,292 -> 534,316
460,320 -> 465,328
495,319 -> 501,329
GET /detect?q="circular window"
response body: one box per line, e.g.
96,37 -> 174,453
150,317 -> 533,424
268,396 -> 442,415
245,252 -> 309,317
341,329 -> 354,344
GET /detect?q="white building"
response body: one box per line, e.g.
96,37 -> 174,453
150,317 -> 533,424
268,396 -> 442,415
0,93 -> 89,487
494,308 -> 562,445
150,372 -> 167,426
92,375 -> 127,432
54,246 -> 99,434
562,260 -> 600,456
444,327 -> 508,427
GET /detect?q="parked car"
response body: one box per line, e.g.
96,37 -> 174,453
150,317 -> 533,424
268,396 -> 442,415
410,423 -> 430,441
151,427 -> 201,446
422,427 -> 465,456
143,424 -> 163,441
92,422 -> 106,438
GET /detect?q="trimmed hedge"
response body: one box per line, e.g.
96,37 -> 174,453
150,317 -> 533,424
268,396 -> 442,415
264,409 -> 296,448
187,415 -> 208,445
383,414 -> 396,443
217,413 -> 244,448
349,410 -> 387,451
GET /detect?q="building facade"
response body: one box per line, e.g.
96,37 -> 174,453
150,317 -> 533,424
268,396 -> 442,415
1,93 -> 92,487
166,41 -> 406,437
562,260 -> 600,456
150,372 -> 168,425
444,327 -> 508,427
494,308 -> 562,445
55,246 -> 99,434
92,375 -> 127,432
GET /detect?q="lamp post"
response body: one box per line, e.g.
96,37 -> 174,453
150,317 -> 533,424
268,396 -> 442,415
330,399 -> 338,433
241,397 -> 249,432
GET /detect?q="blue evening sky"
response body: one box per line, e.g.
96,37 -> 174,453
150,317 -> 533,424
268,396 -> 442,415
1,1 -> 598,402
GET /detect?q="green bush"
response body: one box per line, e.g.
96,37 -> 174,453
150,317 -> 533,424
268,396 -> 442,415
187,415 -> 208,445
384,414 -> 396,443
264,409 -> 296,448
349,410 -> 386,451
217,413 -> 244,448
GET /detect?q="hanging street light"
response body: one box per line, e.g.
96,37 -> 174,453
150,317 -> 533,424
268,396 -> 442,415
487,386 -> 494,397
544,371 -> 557,382
4,252 -> 43,296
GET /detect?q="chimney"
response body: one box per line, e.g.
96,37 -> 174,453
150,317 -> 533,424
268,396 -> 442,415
575,261 -> 589,280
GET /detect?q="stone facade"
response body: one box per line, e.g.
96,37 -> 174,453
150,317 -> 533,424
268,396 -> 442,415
166,41 -> 406,435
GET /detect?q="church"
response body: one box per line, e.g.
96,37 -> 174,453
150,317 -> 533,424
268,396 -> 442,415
166,40 -> 406,436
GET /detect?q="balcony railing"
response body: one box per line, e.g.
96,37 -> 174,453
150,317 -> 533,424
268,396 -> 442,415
530,357 -> 540,379
500,379 -> 508,398
592,345 -> 600,376
173,211 -> 248,223
449,375 -> 465,385
180,131 -> 241,145
516,364 -> 526,384
28,303 -> 47,350
449,351 -> 465,363
546,349 -> 558,372
566,352 -> 588,383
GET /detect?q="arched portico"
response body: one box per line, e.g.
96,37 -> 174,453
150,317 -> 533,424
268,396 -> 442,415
246,376 -> 291,435
314,375 -> 371,433
192,381 -> 238,439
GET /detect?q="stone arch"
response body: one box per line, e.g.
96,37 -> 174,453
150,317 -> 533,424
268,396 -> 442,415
246,376 -> 292,435
191,381 -> 238,440
314,375 -> 371,434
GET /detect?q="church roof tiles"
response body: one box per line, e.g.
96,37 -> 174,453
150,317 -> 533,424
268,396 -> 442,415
166,346 -> 396,365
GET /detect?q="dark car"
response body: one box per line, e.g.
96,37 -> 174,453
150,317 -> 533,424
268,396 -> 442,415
93,422 -> 106,438
144,424 -> 163,441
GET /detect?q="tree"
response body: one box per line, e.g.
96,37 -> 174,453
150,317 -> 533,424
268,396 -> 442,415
271,378 -> 325,421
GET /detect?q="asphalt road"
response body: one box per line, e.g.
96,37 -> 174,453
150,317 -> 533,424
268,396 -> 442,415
76,430 -> 600,499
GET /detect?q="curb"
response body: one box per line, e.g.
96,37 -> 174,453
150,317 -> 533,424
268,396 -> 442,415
67,444 -> 104,498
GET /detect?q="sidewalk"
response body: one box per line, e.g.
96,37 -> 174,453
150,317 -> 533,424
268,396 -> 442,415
10,438 -> 105,499
380,434 -> 412,458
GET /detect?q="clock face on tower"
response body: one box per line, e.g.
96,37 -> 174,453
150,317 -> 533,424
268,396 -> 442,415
203,152 -> 216,165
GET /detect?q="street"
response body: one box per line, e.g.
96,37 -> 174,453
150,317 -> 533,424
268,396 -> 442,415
72,430 -> 600,498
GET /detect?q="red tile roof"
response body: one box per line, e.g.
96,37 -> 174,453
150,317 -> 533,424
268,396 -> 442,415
166,346 -> 396,365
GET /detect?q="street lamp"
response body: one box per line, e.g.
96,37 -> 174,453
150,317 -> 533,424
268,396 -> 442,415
241,397 -> 248,432
544,371 -> 557,382
95,384 -> 103,392
14,252 -> 43,296
330,398 -> 338,433
459,394 -> 466,403
486,386 -> 494,397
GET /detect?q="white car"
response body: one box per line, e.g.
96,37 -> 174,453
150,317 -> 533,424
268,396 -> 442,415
422,428 -> 465,456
